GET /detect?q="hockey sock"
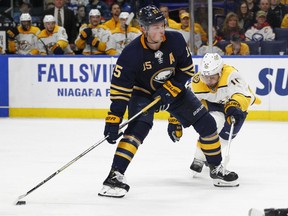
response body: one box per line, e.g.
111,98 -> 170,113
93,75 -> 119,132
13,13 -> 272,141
112,136 -> 140,173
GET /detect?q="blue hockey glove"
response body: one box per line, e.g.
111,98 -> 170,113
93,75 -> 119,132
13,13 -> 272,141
167,116 -> 183,142
224,100 -> 245,125
153,78 -> 184,110
80,27 -> 92,40
104,112 -> 123,144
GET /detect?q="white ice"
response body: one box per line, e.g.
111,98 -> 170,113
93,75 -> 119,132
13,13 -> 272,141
1,118 -> 288,216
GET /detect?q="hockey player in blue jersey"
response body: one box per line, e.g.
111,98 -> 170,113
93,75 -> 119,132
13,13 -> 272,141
98,5 -> 239,198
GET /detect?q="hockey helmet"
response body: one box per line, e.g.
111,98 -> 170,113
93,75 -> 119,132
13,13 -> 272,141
20,13 -> 32,22
119,12 -> 129,19
43,15 -> 56,23
200,53 -> 224,76
138,5 -> 165,27
89,9 -> 101,17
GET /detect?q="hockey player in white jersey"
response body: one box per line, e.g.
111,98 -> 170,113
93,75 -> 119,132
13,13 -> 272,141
6,13 -> 40,55
109,12 -> 141,54
38,15 -> 74,55
168,53 -> 261,175
75,9 -> 117,55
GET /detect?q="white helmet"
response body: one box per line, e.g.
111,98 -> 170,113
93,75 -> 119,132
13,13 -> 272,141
119,12 -> 129,19
43,15 -> 56,23
200,53 -> 224,76
89,9 -> 101,17
20,13 -> 32,22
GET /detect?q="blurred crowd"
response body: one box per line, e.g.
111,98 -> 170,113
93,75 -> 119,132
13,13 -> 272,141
0,0 -> 288,55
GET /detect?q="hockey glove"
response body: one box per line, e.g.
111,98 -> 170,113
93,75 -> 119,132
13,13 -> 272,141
7,27 -> 19,40
104,112 -> 123,144
52,44 -> 64,55
224,100 -> 245,125
86,36 -> 100,48
153,78 -> 184,110
80,27 -> 92,40
167,116 -> 183,142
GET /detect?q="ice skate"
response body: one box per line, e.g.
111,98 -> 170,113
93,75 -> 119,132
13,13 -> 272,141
98,169 -> 130,198
249,208 -> 288,216
190,158 -> 205,173
248,208 -> 264,216
209,164 -> 239,187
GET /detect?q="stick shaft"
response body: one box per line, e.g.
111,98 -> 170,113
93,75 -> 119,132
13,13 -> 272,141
17,97 -> 160,201
223,116 -> 235,168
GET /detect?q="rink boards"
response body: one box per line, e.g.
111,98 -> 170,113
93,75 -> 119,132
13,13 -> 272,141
0,55 -> 287,120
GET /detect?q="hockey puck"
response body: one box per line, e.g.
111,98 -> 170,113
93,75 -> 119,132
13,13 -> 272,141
16,200 -> 26,205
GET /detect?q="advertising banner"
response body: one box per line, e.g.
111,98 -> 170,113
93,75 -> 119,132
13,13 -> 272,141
6,55 -> 288,119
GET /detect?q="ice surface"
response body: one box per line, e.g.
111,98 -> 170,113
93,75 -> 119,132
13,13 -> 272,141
1,118 -> 288,216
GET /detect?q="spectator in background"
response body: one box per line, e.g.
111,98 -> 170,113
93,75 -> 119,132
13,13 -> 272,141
281,0 -> 288,4
245,10 -> 275,41
43,0 -> 77,51
110,12 -> 141,54
281,13 -> 288,27
258,0 -> 271,12
86,0 -> 111,21
218,12 -> 245,41
267,0 -> 287,28
7,13 -> 40,55
65,0 -> 79,15
76,4 -> 88,28
194,4 -> 208,32
115,0 -> 133,13
46,1 -> 55,10
159,5 -> 178,27
75,9 -> 117,55
197,26 -> 224,56
38,15 -> 74,55
225,33 -> 250,55
237,0 -> 254,31
169,12 -> 207,50
13,2 -> 40,24
103,3 -> 121,30
246,0 -> 259,22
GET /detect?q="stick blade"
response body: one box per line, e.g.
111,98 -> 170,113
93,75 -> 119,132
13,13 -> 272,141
14,194 -> 27,205
15,200 -> 26,205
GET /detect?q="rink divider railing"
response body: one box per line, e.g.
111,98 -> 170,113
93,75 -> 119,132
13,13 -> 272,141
0,55 -> 287,121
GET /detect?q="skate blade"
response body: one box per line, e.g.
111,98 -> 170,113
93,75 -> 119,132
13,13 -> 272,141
213,179 -> 239,187
248,208 -> 264,216
98,185 -> 127,198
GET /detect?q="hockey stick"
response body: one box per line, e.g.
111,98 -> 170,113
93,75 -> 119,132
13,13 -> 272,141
223,115 -> 235,170
124,12 -> 134,42
15,96 -> 161,205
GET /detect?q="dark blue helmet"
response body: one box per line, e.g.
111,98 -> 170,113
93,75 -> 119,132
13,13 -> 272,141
138,5 -> 165,27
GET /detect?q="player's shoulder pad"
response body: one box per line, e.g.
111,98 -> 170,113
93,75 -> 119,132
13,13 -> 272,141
165,30 -> 185,40
218,64 -> 239,86
38,29 -> 48,38
30,26 -> 41,35
129,27 -> 141,34
98,24 -> 110,30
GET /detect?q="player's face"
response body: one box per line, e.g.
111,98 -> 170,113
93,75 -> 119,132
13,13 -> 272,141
201,74 -> 220,89
147,21 -> 165,43
45,22 -> 55,33
120,18 -> 127,29
90,15 -> 101,26
21,21 -> 31,31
